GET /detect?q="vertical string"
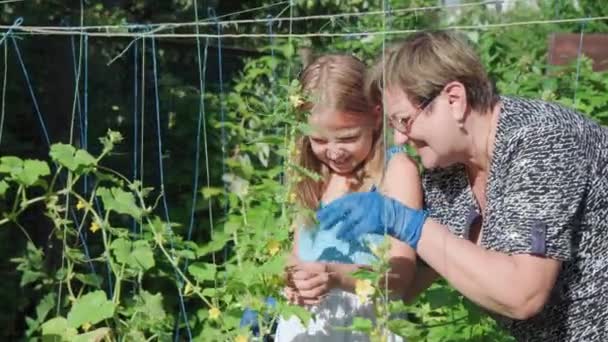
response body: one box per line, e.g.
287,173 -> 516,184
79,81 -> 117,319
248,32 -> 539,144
68,34 -> 84,150
208,7 -> 227,217
267,14 -> 278,85
132,37 -> 139,236
208,7 -> 228,284
140,35 -> 146,220
175,4 -> 211,341
67,29 -> 96,276
83,34 -> 89,189
573,20 -> 586,106
0,38 -> 7,146
150,36 -> 193,341
381,0 -> 391,310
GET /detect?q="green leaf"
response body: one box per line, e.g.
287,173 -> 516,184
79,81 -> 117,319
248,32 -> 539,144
278,302 -> 312,326
110,238 -> 131,264
201,187 -> 223,198
351,317 -> 373,333
387,319 -> 418,338
111,238 -> 155,271
196,231 -> 231,257
41,317 -> 77,341
0,156 -> 23,173
188,263 -> 217,282
130,240 -> 155,270
73,150 -> 96,169
139,291 -> 167,321
257,256 -> 284,277
0,158 -> 49,186
35,293 -> 56,324
72,328 -> 111,342
425,287 -> 460,310
49,144 -> 96,172
75,273 -> 103,287
201,288 -> 217,297
97,187 -> 142,219
0,180 -> 9,197
67,291 -> 115,328
19,160 -> 51,186
350,268 -> 378,281
49,144 -> 76,169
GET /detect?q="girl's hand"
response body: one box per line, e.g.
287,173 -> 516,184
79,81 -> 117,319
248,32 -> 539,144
285,260 -> 337,305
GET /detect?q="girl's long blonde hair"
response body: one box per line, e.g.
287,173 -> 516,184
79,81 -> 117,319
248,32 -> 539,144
292,54 -> 384,212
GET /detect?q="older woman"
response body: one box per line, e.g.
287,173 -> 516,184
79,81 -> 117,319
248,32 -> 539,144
317,31 -> 608,341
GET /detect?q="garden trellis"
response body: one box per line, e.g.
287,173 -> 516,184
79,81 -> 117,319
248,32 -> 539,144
0,0 -> 607,341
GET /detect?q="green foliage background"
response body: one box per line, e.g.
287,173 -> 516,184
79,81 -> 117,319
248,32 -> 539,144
0,0 -> 607,340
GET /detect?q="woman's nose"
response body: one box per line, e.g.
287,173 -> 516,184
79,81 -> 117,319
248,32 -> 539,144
393,129 -> 409,145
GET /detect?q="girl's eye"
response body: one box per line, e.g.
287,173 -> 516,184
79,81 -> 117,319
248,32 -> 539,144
338,136 -> 359,143
398,118 -> 408,126
309,137 -> 327,144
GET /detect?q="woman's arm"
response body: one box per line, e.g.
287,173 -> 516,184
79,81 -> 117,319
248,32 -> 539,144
417,222 -> 561,319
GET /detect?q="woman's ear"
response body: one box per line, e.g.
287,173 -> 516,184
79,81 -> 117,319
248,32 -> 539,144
373,104 -> 383,129
444,81 -> 468,124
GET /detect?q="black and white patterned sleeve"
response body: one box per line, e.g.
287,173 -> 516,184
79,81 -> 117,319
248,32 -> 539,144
495,125 -> 590,260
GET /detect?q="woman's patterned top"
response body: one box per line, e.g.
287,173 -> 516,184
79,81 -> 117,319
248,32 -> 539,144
422,96 -> 608,341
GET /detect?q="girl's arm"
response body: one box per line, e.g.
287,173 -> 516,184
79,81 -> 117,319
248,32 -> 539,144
324,153 -> 422,296
378,152 -> 422,298
288,153 -> 422,300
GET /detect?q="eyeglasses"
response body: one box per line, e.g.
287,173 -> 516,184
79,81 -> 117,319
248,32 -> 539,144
388,95 -> 438,134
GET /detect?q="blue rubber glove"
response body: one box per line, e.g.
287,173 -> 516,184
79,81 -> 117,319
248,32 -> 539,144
316,192 -> 428,249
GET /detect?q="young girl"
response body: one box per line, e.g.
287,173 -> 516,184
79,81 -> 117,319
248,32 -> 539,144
275,54 -> 422,341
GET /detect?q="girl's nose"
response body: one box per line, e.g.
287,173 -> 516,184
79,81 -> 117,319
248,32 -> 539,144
326,148 -> 346,161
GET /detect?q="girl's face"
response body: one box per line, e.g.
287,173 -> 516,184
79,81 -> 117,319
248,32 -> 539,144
308,110 -> 379,175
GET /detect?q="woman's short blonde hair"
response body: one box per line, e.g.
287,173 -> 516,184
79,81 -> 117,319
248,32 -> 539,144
366,31 -> 499,113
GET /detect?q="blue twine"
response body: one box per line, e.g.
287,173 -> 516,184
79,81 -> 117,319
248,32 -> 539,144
150,36 -> 193,341
208,5 -> 230,276
174,7 -> 211,342
0,17 -> 22,47
11,36 -> 50,147
13,34 -> 98,280
66,29 -> 97,275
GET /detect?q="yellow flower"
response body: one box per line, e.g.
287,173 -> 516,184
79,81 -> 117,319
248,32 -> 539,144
267,239 -> 280,256
235,335 -> 248,342
89,221 -> 101,233
81,322 -> 92,332
289,94 -> 304,109
184,282 -> 194,296
208,307 -> 221,320
355,279 -> 375,303
76,199 -> 86,210
288,192 -> 297,204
